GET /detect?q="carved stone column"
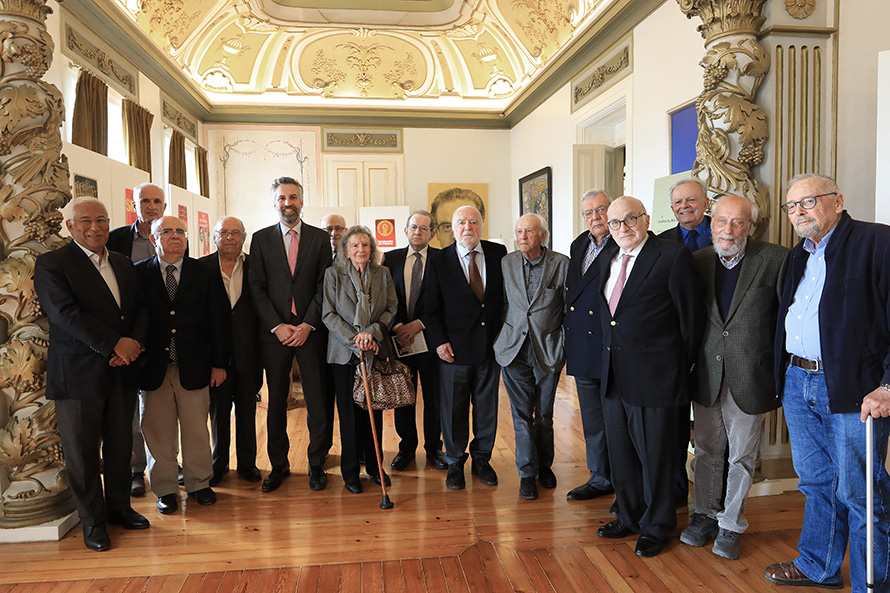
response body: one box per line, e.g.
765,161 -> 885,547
678,0 -> 771,230
0,0 -> 73,529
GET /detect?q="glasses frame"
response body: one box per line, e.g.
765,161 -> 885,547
607,213 -> 646,230
780,192 -> 837,214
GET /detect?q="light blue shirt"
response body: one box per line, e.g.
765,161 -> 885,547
785,227 -> 836,360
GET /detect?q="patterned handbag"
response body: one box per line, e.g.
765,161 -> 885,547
353,357 -> 416,411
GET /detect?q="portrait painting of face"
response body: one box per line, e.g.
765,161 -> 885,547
427,183 -> 488,249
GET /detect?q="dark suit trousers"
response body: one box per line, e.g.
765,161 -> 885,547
261,329 -> 330,469
574,376 -> 611,490
674,403 -> 692,500
210,366 -> 262,472
55,378 -> 136,527
331,363 -> 384,481
602,378 -> 679,539
439,358 -> 499,466
394,351 -> 442,456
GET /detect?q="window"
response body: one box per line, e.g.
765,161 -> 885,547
107,88 -> 126,165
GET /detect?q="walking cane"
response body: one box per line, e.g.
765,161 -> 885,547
359,350 -> 394,509
866,414 -> 874,589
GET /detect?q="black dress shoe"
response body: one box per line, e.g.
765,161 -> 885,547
156,494 -> 178,514
130,473 -> 146,497
189,487 -> 217,506
344,478 -> 363,494
538,467 -> 557,489
236,467 -> 262,482
635,534 -> 665,557
368,471 -> 391,487
471,459 -> 498,486
83,523 -> 110,552
597,519 -> 633,539
446,463 -> 465,490
308,465 -> 328,491
390,452 -> 414,471
566,483 -> 614,501
262,468 -> 290,493
209,468 -> 228,487
426,451 -> 448,470
519,477 -> 538,500
107,508 -> 150,530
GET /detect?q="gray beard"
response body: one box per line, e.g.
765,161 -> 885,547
713,234 -> 747,258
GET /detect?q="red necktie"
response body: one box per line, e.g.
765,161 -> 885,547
288,229 -> 298,315
608,254 -> 631,316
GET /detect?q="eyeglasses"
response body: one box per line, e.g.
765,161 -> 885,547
407,224 -> 431,233
780,192 -> 837,214
323,226 -> 346,233
607,214 -> 646,230
74,217 -> 109,226
217,230 -> 242,239
581,206 -> 608,220
157,228 -> 188,238
712,217 -> 748,229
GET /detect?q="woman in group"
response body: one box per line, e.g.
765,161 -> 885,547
322,225 -> 398,493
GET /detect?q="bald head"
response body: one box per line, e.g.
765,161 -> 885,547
321,213 -> 347,252
607,196 -> 649,251
516,214 -> 547,259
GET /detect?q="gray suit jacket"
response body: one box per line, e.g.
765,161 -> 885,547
693,238 -> 789,414
494,248 -> 569,373
322,263 -> 398,365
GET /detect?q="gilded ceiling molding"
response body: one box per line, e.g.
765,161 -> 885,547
785,0 -> 816,20
161,97 -> 199,143
679,0 -> 770,228
139,0 -> 200,51
571,37 -> 631,112
0,0 -> 74,529
323,128 -> 403,153
61,18 -> 138,99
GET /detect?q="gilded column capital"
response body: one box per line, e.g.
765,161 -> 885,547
0,0 -> 51,23
678,0 -> 768,43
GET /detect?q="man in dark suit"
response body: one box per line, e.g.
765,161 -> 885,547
494,214 -> 569,500
249,177 -> 333,493
135,216 -> 230,514
564,189 -> 618,502
680,195 -> 787,560
425,205 -> 506,490
200,216 -> 263,487
596,196 -> 703,557
765,174 -> 890,591
321,213 -> 347,259
34,197 -> 150,551
383,211 -> 447,471
107,182 -> 169,497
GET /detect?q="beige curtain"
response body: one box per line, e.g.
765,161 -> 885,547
195,145 -> 210,197
122,99 -> 154,176
71,69 -> 108,155
168,130 -> 187,189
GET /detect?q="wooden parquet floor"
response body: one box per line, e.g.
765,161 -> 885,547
0,372 -> 842,592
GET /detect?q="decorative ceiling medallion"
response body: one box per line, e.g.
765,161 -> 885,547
784,0 -> 816,20
571,38 -> 631,112
323,128 -> 403,153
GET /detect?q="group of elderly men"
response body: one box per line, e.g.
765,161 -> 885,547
36,173 -> 890,592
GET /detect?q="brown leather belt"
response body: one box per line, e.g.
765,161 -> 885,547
790,355 -> 823,371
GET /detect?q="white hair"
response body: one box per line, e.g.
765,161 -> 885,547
65,197 -> 107,221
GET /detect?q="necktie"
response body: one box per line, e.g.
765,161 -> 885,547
686,229 -> 699,252
467,251 -> 484,302
608,254 -> 631,316
407,252 -> 423,319
165,264 -> 178,362
288,229 -> 298,315
582,238 -> 597,275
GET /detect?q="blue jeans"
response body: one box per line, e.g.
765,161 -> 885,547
783,364 -> 890,592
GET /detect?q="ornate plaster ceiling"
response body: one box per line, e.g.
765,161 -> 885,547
107,0 -> 617,115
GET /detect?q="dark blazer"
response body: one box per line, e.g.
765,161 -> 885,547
383,245 -> 439,327
135,256 -> 231,391
658,215 -> 712,247
248,222 -> 331,341
425,240 -> 507,366
34,242 -> 147,399
694,239 -> 788,414
775,212 -> 890,413
599,233 -> 704,407
199,252 -> 261,374
564,233 -> 618,378
108,222 -> 188,259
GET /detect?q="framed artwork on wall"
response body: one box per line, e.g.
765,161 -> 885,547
670,101 -> 698,175
519,167 -> 553,247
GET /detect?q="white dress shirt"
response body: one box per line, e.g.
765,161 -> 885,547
219,253 -> 245,309
75,241 -> 121,307
403,245 -> 429,306
454,241 -> 486,290
279,220 -> 302,259
603,235 -> 648,303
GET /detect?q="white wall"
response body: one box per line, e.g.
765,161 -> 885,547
877,51 -> 890,225
836,2 -> 890,222
403,127 -> 512,244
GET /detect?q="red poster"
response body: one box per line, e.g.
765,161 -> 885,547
375,219 -> 396,248
198,211 -> 211,256
125,189 -> 138,224
178,204 -> 188,225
